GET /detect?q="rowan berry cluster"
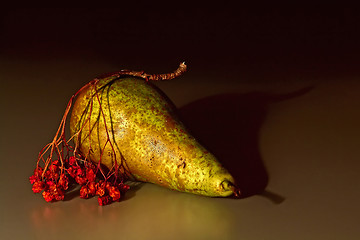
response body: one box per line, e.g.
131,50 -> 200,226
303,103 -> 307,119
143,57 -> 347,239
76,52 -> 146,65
29,156 -> 129,206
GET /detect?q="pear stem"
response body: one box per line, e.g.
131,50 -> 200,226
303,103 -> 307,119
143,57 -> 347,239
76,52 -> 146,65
233,187 -> 241,198
96,62 -> 187,82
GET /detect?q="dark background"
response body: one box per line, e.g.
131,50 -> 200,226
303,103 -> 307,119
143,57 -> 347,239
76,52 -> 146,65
1,5 -> 359,81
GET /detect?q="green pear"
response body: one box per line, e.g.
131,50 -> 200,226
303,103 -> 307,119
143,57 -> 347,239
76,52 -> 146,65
70,75 -> 238,197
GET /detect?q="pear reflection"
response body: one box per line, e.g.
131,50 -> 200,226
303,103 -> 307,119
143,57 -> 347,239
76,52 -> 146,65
119,186 -> 236,239
30,185 -> 237,239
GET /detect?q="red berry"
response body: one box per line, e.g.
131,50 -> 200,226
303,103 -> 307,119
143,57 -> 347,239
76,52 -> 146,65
86,168 -> 96,182
75,175 -> 87,185
69,156 -> 76,165
88,181 -> 96,196
29,175 -> 38,184
105,182 -> 112,191
46,180 -> 55,187
80,185 -> 90,199
54,192 -> 64,201
98,196 -> 112,206
76,168 -> 84,176
42,190 -> 53,202
32,181 -> 45,193
53,186 -> 65,201
96,181 -> 106,197
58,174 -> 69,190
67,166 -> 77,178
108,186 -> 121,201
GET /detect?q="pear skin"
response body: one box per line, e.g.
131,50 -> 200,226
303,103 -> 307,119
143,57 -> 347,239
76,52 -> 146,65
70,76 -> 237,197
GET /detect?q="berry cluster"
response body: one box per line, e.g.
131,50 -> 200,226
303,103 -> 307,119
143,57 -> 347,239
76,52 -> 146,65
29,156 -> 130,206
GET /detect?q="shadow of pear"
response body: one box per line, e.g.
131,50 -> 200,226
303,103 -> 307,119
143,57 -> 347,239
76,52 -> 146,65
178,87 -> 313,198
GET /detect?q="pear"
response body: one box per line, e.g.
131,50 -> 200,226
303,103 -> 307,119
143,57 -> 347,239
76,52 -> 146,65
70,75 -> 238,197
